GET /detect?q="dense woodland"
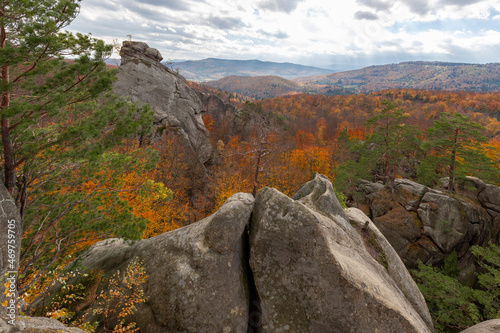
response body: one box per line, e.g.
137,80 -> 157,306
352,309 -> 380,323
204,62 -> 500,99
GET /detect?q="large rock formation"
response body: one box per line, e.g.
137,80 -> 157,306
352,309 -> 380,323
355,177 -> 500,278
460,319 -> 500,333
0,316 -> 85,333
250,174 -> 432,332
31,175 -> 433,332
197,92 -> 238,125
113,41 -> 212,165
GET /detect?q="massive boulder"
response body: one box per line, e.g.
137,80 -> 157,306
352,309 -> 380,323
113,41 -> 212,164
250,174 -> 432,332
69,193 -> 253,332
0,316 -> 85,333
32,175 -> 433,332
355,178 -> 499,275
460,319 -> 500,333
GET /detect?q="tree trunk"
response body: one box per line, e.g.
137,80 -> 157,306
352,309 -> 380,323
252,147 -> 262,198
448,129 -> 459,192
1,24 -> 16,195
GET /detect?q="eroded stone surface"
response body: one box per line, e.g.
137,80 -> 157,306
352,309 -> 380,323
249,178 -> 433,333
113,41 -> 212,164
460,319 -> 500,333
35,193 -> 254,333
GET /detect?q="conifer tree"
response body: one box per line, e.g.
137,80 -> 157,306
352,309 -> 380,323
363,100 -> 421,189
0,0 -> 157,294
419,112 -> 498,191
335,100 -> 421,195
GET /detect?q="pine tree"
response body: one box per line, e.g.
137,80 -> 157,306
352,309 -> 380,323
363,100 -> 421,190
0,0 -> 156,294
419,112 -> 498,191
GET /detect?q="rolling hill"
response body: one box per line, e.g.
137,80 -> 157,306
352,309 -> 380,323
171,58 -> 334,82
204,75 -> 303,99
294,61 -> 500,94
203,61 -> 500,99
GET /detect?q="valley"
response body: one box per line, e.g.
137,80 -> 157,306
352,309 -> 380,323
202,61 -> 500,99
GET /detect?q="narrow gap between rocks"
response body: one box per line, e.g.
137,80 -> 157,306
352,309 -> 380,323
242,215 -> 261,333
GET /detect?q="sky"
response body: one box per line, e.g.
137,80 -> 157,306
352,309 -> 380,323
68,0 -> 500,69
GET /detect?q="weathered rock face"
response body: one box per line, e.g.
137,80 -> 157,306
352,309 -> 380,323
33,175 -> 433,333
69,193 -> 253,332
459,319 -> 500,333
113,41 -> 212,164
250,174 -> 432,333
197,92 -> 238,125
0,316 -> 85,333
0,183 -> 22,319
355,178 -> 499,273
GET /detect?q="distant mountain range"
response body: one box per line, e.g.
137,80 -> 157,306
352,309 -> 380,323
204,75 -> 302,99
205,61 -> 500,98
170,58 -> 336,82
295,61 -> 500,94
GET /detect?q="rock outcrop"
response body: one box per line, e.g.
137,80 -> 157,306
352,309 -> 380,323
197,92 -> 238,125
0,316 -> 85,333
32,175 -> 433,333
459,319 -> 500,333
355,177 -> 500,276
113,41 -> 212,165
250,174 -> 432,332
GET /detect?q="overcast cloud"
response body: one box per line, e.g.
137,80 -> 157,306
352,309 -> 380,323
68,0 -> 500,68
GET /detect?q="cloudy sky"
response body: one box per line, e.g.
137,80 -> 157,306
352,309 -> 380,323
68,0 -> 500,68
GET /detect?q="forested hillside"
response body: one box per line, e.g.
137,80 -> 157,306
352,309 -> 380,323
295,61 -> 500,94
201,62 -> 500,99
204,75 -> 303,99
172,58 -> 334,81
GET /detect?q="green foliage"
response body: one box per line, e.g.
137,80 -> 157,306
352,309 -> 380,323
0,0 -> 158,297
471,243 -> 500,317
413,262 -> 486,332
334,100 -> 421,195
19,147 -> 159,294
363,100 -> 421,186
414,243 -> 500,332
420,112 -> 498,191
441,251 -> 460,279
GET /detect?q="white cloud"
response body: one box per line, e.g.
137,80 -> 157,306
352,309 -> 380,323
67,0 -> 500,66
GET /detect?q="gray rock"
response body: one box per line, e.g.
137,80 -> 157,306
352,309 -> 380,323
478,184 -> 500,214
395,178 -> 429,209
113,41 -> 212,164
0,183 -> 22,318
373,205 -> 421,253
58,193 -> 254,332
359,179 -> 386,194
460,319 -> 500,333
465,176 -> 487,193
34,176 -> 437,333
395,178 -> 429,198
292,173 -> 347,220
197,92 -> 238,124
418,191 -> 469,253
16,316 -> 85,332
250,181 -> 433,332
0,316 -> 19,333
